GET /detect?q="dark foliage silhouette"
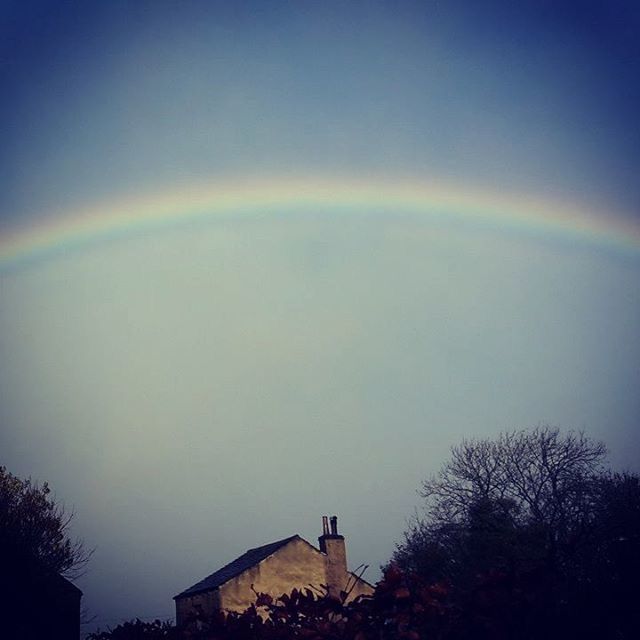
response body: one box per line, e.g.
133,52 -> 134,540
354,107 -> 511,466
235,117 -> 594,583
89,573 -> 456,640
391,426 -> 640,639
0,465 -> 88,639
0,465 -> 90,579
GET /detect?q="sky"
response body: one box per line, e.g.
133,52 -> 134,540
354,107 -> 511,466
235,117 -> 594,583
1,0 -> 639,632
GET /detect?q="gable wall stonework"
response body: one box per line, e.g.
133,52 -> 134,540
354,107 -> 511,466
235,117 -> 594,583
175,588 -> 221,626
219,537 -> 327,612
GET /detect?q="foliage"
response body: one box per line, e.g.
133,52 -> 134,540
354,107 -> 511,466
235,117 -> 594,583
390,426 -> 640,638
88,571 -> 455,640
0,465 -> 90,578
88,618 -> 180,639
99,558 -> 640,640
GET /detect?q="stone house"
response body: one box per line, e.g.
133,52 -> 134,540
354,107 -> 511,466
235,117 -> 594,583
174,516 -> 373,626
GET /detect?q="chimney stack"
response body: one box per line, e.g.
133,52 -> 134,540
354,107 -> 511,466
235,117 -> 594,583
318,515 -> 348,600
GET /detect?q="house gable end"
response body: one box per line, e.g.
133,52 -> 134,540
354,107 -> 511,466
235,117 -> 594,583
174,535 -> 301,600
217,535 -> 329,612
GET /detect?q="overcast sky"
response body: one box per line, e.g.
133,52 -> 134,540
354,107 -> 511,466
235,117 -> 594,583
1,0 -> 639,632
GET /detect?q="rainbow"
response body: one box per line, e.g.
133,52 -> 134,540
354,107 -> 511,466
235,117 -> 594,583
1,177 -> 639,271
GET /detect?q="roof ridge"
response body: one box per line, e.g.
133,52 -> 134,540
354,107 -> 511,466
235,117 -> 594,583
246,534 -> 299,553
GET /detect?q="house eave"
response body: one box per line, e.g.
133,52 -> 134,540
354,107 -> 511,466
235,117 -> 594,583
174,585 -> 219,601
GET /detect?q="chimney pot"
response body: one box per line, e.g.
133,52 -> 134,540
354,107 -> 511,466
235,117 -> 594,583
330,515 -> 338,535
322,515 -> 330,536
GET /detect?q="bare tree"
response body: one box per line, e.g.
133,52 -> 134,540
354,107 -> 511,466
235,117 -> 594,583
393,426 -> 608,578
423,426 -> 605,529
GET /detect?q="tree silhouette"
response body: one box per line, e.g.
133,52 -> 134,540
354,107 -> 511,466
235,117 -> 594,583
390,426 -> 640,639
0,465 -> 90,578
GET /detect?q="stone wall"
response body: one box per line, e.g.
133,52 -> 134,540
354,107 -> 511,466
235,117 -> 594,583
219,537 -> 327,612
175,588 -> 220,626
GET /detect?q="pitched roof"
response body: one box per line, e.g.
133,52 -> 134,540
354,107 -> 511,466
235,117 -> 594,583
175,535 -> 300,599
13,560 -> 83,596
46,571 -> 84,596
